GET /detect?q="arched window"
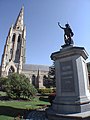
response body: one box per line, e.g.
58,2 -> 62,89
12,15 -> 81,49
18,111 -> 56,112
18,34 -> 21,43
12,34 -> 16,42
8,66 -> 15,75
17,26 -> 20,29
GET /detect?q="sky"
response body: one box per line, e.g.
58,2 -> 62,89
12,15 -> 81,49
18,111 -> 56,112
0,0 -> 90,66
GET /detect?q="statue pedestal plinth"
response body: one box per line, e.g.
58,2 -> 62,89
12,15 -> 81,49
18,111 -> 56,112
47,45 -> 90,120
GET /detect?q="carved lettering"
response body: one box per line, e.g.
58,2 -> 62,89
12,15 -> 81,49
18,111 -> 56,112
60,60 -> 75,92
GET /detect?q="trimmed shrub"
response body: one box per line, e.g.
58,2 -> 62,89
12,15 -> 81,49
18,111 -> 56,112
38,88 -> 53,94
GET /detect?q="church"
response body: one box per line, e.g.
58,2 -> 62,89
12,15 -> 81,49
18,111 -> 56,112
0,7 -> 49,89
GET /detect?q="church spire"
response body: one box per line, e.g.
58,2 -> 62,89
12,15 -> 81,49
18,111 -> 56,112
1,6 -> 26,77
14,6 -> 24,30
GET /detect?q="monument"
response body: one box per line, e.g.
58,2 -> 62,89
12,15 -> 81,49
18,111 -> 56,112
47,23 -> 90,120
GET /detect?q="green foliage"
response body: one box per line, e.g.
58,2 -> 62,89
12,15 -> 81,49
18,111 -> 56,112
38,88 -> 53,94
48,63 -> 56,88
0,77 -> 8,91
5,73 -> 37,99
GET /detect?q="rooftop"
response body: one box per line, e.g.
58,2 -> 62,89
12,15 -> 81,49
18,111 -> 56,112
22,64 -> 49,71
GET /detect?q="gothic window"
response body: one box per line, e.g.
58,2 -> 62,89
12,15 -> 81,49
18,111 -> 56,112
12,34 -> 16,42
9,59 -> 11,62
18,34 -> 21,43
8,66 -> 15,75
17,27 -> 20,29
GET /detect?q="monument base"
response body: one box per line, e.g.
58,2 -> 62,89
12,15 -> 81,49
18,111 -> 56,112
47,108 -> 90,120
47,45 -> 90,119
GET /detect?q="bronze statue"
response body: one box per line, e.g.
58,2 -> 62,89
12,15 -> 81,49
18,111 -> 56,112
58,22 -> 74,45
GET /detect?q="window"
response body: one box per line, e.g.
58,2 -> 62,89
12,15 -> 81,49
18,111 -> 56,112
17,27 -> 20,29
12,34 -> 15,42
9,59 -> 11,62
8,66 -> 15,75
18,34 -> 21,43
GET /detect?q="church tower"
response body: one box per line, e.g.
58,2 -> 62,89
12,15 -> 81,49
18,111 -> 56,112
1,6 -> 26,77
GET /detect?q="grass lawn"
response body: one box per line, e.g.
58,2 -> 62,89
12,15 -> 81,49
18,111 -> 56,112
0,92 -> 50,120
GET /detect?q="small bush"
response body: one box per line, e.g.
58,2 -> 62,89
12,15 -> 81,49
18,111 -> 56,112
38,88 -> 53,94
5,73 -> 37,99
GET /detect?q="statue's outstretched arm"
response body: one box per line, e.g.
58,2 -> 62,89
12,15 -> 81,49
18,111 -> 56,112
58,22 -> 64,29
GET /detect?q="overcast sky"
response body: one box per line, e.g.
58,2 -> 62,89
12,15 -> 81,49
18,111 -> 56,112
0,0 -> 90,65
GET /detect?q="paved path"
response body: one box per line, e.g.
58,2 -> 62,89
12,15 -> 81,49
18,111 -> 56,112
26,109 -> 48,120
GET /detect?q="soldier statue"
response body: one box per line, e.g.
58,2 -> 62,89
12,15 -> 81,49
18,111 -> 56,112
58,22 -> 74,45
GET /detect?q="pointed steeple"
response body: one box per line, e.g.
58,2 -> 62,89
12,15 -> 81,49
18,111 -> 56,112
36,69 -> 40,88
14,6 -> 24,30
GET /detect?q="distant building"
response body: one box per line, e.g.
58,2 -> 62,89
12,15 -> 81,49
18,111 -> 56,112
0,6 -> 49,88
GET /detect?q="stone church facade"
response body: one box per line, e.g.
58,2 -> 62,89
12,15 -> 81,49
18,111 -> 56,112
0,7 -> 49,88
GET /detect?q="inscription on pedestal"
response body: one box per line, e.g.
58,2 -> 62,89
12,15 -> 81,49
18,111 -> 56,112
60,60 -> 75,92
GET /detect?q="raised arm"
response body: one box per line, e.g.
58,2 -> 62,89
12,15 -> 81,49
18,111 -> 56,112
58,22 -> 64,29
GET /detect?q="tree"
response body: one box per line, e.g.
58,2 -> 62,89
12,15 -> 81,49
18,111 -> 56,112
43,63 -> 56,88
48,63 -> 56,88
0,77 -> 7,91
5,73 -> 37,99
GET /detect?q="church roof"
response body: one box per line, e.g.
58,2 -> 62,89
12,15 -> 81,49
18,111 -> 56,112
22,64 -> 49,71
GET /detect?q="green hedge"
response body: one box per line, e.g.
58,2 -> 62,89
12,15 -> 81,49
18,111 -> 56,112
38,88 -> 54,94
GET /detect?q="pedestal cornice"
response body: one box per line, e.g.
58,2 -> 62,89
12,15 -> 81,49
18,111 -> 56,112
51,46 -> 88,61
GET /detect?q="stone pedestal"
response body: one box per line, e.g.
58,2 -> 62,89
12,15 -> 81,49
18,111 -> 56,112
47,45 -> 90,119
